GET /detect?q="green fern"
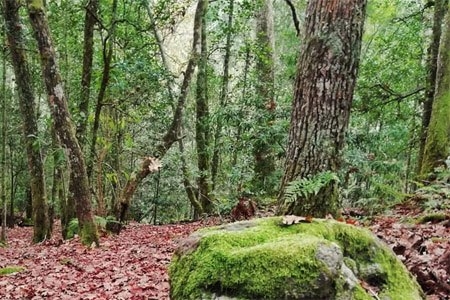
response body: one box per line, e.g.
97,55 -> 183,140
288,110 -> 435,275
283,171 -> 339,205
67,215 -> 117,238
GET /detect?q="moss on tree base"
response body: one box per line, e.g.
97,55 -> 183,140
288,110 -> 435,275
169,217 -> 424,300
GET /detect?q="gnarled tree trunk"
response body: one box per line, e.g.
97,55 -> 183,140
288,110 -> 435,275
4,0 -> 50,243
27,0 -> 99,246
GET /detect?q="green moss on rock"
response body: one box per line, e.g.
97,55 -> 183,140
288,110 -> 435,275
169,217 -> 424,300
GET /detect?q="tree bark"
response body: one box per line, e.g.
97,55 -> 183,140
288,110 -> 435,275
0,25 -> 7,244
420,2 -> 450,176
195,0 -> 212,213
117,157 -> 160,222
417,0 -> 448,175
27,0 -> 99,246
4,0 -> 50,243
278,0 -> 367,217
76,0 -> 99,148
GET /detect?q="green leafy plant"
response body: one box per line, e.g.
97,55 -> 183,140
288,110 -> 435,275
67,215 -> 118,239
283,171 -> 340,205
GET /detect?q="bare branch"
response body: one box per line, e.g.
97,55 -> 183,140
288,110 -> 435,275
283,0 -> 300,36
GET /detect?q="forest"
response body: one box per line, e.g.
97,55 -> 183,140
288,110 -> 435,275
0,0 -> 449,299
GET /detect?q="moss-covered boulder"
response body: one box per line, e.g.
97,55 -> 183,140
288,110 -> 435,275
169,217 -> 424,300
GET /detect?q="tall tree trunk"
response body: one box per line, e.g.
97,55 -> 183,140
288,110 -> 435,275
232,44 -> 251,168
4,0 -> 50,243
26,0 -> 99,246
252,0 -> 276,195
117,0 -> 206,221
52,128 -> 72,239
420,2 -> 450,176
0,26 -> 7,244
278,0 -> 367,217
178,137 -> 202,218
145,1 -> 202,217
417,0 -> 448,175
87,0 -> 117,180
77,0 -> 99,148
211,0 -> 234,190
195,0 -> 212,213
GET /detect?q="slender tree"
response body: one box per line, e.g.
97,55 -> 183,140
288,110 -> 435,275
0,19 -> 6,244
420,1 -> 450,176
145,1 -> 202,217
77,0 -> 99,147
4,0 -> 50,242
195,0 -> 212,213
26,0 -> 99,246
87,0 -> 117,180
278,0 -> 367,217
117,0 -> 207,221
252,0 -> 276,195
211,0 -> 234,190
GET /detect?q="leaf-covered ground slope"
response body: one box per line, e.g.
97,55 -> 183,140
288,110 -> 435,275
0,208 -> 448,299
0,220 -> 217,300
369,204 -> 450,299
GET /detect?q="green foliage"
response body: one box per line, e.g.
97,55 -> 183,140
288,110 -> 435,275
67,215 -> 116,239
283,171 -> 339,206
2,0 -> 439,228
0,266 -> 25,276
417,213 -> 448,224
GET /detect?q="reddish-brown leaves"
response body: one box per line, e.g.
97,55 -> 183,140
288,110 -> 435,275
0,210 -> 447,299
370,215 -> 450,299
0,220 -> 214,299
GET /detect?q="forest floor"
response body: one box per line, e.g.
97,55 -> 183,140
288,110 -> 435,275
0,190 -> 449,299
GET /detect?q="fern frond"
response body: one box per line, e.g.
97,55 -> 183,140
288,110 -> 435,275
283,171 -> 339,204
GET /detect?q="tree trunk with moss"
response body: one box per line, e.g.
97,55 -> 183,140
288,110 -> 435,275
420,3 -> 450,177
27,0 -> 99,246
417,0 -> 448,175
4,0 -> 50,243
278,0 -> 367,217
195,0 -> 212,214
76,0 -> 99,148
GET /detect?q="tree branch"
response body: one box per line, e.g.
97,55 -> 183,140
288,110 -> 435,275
283,0 -> 300,36
355,87 -> 425,113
